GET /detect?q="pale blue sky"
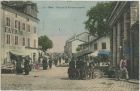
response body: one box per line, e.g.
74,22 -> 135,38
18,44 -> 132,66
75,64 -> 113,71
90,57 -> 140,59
35,1 -> 98,52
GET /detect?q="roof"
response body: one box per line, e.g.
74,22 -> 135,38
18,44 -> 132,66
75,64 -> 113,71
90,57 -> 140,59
108,1 -> 128,26
1,1 -> 39,21
79,35 -> 109,46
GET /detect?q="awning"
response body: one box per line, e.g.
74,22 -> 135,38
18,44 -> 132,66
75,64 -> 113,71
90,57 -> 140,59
98,50 -> 111,57
10,50 -> 27,56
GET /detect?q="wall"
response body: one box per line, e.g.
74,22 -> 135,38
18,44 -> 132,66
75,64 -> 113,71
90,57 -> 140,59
0,2 -> 2,64
72,40 -> 83,53
90,36 -> 110,52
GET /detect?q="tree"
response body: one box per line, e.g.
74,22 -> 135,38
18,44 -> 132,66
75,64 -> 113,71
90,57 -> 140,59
85,2 -> 116,37
38,35 -> 53,52
76,47 -> 81,52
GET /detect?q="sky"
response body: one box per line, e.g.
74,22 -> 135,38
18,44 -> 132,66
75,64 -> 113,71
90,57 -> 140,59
35,1 -> 98,53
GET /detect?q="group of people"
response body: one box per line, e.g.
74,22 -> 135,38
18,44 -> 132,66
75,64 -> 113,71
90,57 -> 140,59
15,55 -> 31,75
14,55 -> 53,75
53,57 -> 62,66
68,57 -> 95,80
53,55 -> 70,66
41,56 -> 53,70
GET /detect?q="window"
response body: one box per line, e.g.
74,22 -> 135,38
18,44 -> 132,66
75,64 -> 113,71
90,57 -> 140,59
18,21 -> 20,30
15,20 -> 18,28
27,38 -> 30,47
34,39 -> 36,48
27,24 -> 30,32
34,27 -> 36,33
22,23 -> 25,30
102,42 -> 106,49
6,35 -> 10,44
94,43 -> 97,50
22,38 -> 25,46
6,17 -> 10,26
15,36 -> 18,45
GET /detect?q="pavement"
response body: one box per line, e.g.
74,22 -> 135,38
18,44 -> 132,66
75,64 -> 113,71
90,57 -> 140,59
1,65 -> 139,91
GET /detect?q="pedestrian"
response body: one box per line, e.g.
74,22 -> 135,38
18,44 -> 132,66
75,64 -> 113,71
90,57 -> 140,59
68,57 -> 76,79
89,62 -> 95,79
24,56 -> 30,75
42,56 -> 48,70
49,58 -> 52,69
15,56 -> 23,74
119,56 -> 129,80
54,57 -> 58,66
35,61 -> 40,70
30,61 -> 34,70
76,59 -> 81,79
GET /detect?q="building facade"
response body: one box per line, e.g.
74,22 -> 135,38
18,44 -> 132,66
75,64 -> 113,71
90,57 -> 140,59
78,36 -> 110,57
90,36 -> 110,56
108,1 -> 139,79
64,35 -> 84,58
0,1 -> 39,64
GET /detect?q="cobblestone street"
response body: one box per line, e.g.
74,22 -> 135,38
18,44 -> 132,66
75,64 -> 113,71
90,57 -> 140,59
1,66 -> 139,91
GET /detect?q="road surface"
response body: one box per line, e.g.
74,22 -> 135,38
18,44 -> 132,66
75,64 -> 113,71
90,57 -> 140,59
1,66 -> 139,91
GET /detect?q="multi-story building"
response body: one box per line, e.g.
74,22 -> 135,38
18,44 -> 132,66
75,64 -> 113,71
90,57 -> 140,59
64,34 -> 84,58
0,1 -> 39,64
108,1 -> 139,79
90,36 -> 110,56
77,35 -> 110,58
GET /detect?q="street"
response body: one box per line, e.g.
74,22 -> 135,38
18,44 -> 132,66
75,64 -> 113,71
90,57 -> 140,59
1,66 -> 139,91
0,1 -> 139,91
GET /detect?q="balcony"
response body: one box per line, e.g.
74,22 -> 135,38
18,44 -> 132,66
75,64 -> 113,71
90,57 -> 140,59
76,47 -> 92,57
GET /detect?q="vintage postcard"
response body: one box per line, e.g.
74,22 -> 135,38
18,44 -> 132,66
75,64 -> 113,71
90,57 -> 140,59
0,0 -> 139,91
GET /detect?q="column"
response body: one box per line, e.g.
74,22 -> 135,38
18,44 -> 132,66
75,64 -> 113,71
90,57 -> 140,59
123,12 -> 130,60
123,11 -> 132,78
112,26 -> 117,67
116,22 -> 121,66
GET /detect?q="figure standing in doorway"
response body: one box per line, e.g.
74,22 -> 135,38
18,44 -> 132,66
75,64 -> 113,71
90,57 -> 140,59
119,56 -> 129,80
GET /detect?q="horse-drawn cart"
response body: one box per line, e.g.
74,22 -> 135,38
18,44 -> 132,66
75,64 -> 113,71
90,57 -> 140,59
68,50 -> 96,80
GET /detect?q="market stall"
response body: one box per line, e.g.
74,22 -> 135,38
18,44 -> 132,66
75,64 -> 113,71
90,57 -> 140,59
1,50 -> 28,74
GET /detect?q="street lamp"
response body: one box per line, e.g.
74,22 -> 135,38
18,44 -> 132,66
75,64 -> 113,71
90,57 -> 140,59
119,45 -> 122,58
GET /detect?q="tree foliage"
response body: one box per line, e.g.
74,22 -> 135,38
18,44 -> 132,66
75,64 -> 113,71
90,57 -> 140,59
85,2 -> 116,36
76,47 -> 81,52
38,35 -> 53,52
